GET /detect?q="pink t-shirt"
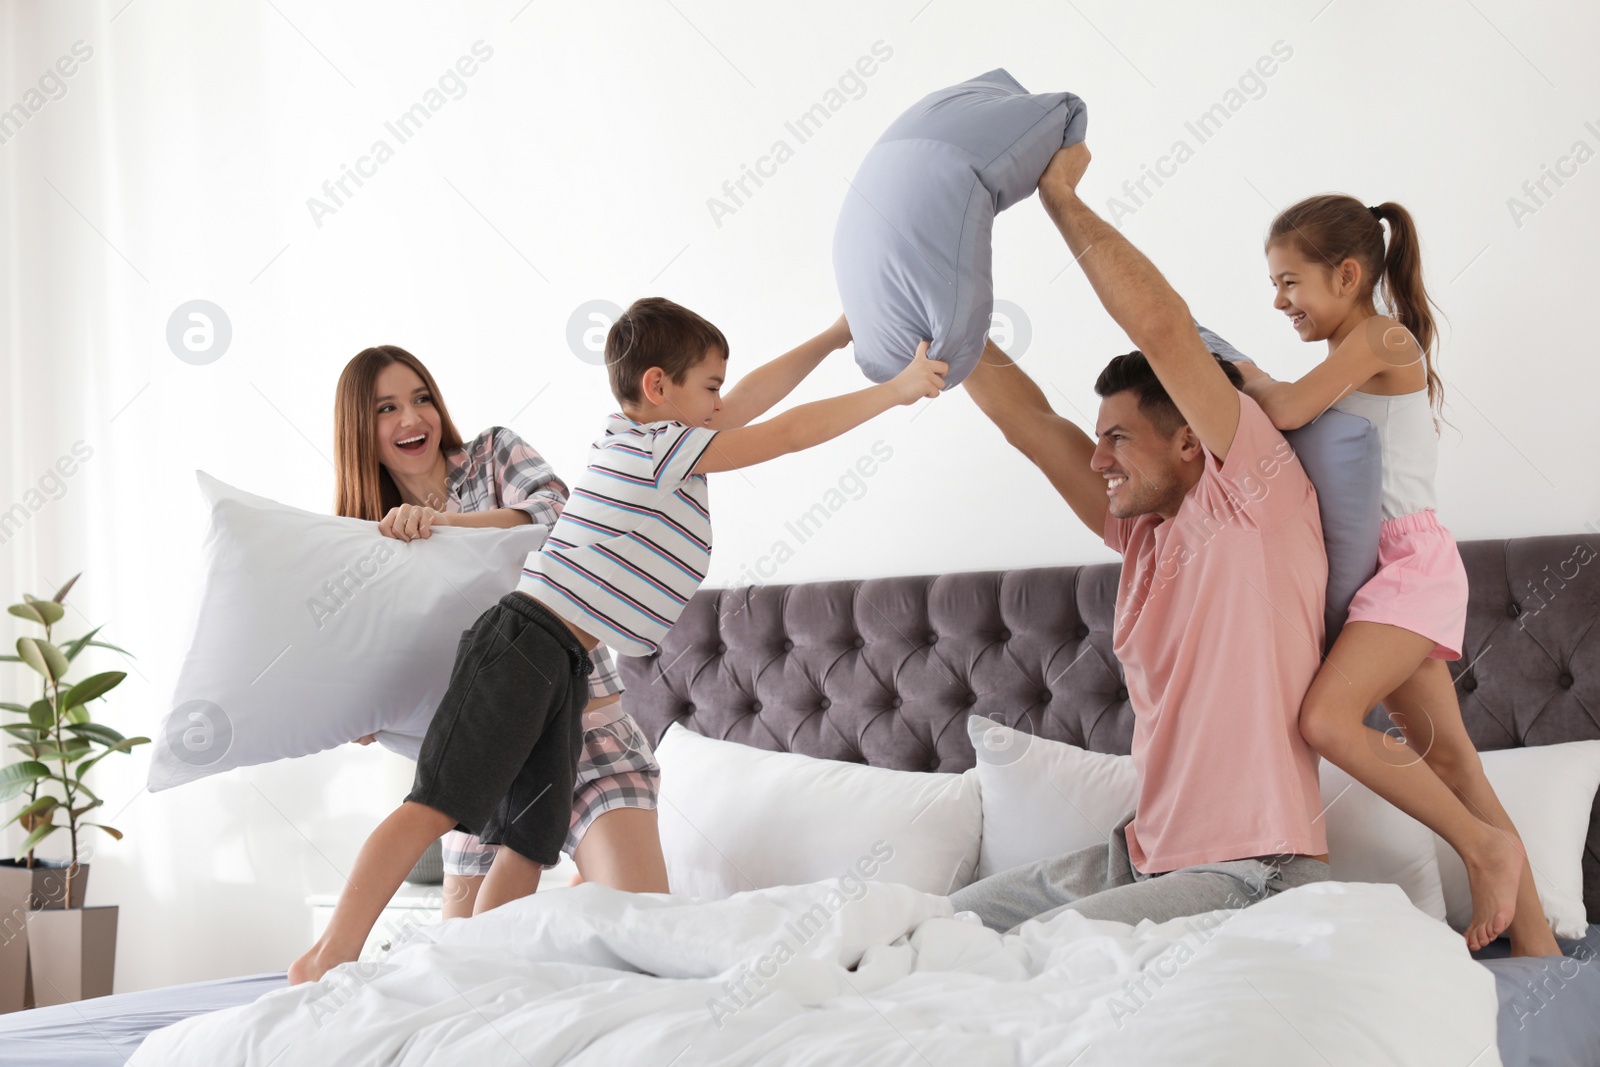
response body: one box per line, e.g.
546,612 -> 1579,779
1105,396 -> 1328,873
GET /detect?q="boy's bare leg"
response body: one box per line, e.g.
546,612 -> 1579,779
474,844 -> 545,914
289,801 -> 456,985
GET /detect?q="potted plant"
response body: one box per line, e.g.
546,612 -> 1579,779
0,574 -> 147,1010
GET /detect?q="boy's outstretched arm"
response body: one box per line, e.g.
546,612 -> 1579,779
693,342 -> 944,475
710,315 -> 851,430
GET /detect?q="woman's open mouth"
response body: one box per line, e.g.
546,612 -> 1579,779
395,433 -> 428,456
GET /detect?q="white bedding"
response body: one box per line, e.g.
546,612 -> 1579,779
132,880 -> 1501,1066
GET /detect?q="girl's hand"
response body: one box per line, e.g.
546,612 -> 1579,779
353,734 -> 376,746
888,341 -> 948,405
379,503 -> 449,541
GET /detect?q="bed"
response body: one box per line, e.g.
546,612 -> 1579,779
4,532 -> 1597,1065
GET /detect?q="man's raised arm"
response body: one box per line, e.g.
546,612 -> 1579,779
964,340 -> 1107,535
1039,146 -> 1242,461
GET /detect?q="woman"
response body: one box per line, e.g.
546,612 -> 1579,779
332,344 -> 669,918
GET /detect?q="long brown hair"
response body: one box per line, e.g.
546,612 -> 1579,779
333,345 -> 465,520
1266,194 -> 1444,415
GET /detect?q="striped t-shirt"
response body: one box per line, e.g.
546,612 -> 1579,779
517,414 -> 718,657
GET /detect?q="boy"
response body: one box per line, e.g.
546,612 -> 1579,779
291,298 -> 946,984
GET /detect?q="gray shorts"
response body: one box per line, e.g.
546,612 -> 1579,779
949,812 -> 1331,934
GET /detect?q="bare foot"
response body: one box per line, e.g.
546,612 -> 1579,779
288,940 -> 355,986
1508,919 -> 1563,958
1462,829 -> 1525,952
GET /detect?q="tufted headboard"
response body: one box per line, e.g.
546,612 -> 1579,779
619,533 -> 1600,921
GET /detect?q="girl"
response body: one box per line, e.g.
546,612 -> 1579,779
1235,196 -> 1558,957
332,345 -> 669,916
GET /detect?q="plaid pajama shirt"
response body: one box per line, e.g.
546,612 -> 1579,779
437,427 -> 659,876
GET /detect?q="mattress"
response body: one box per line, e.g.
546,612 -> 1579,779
0,971 -> 284,1066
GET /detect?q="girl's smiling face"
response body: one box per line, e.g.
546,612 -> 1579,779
373,361 -> 444,475
1266,240 -> 1361,345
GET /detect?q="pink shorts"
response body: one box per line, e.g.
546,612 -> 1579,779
1344,509 -> 1468,660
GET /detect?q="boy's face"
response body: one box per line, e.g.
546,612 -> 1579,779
641,348 -> 726,426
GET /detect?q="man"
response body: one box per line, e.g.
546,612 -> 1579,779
950,144 -> 1332,932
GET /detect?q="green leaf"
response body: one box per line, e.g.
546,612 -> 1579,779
3,795 -> 59,829
52,573 -> 80,604
24,739 -> 92,762
64,705 -> 89,725
21,596 -> 65,626
74,738 -> 147,781
73,742 -> 145,783
69,799 -> 103,819
83,823 -> 123,842
8,603 -> 46,626
66,722 -> 127,746
62,672 -> 125,712
16,820 -> 59,858
60,625 -> 102,663
0,761 -> 51,802
67,779 -> 100,804
0,654 -> 20,662
0,703 -> 29,714
16,638 -> 68,683
86,639 -> 134,659
28,700 -> 55,729
1,723 -> 48,740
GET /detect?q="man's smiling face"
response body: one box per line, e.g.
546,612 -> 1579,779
1091,390 -> 1201,520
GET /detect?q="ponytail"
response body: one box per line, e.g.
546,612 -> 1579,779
1370,202 -> 1444,415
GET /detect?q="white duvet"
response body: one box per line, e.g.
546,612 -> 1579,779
132,879 -> 1501,1066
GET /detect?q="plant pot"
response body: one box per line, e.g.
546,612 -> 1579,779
24,906 -> 117,1006
0,871 -> 28,1015
0,861 -> 88,1013
0,860 -> 90,910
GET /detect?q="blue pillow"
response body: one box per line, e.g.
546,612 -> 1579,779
1197,324 -> 1382,646
834,70 -> 1087,388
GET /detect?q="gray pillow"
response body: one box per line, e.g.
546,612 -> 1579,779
1197,324 -> 1382,646
834,69 -> 1087,388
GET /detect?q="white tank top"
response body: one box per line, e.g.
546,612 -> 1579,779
1330,389 -> 1437,520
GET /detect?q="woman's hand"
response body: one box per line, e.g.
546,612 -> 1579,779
353,733 -> 376,746
379,503 -> 450,541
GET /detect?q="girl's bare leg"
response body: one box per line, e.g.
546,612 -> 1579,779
1383,659 -> 1561,956
1300,622 -> 1524,951
289,801 -> 456,984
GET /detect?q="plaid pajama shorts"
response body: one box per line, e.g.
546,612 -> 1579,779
439,708 -> 659,876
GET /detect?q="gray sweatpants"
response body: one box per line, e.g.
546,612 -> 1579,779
949,813 -> 1331,934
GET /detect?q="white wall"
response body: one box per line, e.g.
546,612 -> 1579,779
2,0 -> 1597,992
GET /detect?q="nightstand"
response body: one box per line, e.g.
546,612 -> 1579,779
307,854 -> 581,960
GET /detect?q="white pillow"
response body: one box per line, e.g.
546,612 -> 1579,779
1432,741 -> 1600,939
1318,762 -> 1447,920
967,716 -> 1448,919
148,472 -> 547,791
653,723 -> 981,899
966,714 -> 1138,880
